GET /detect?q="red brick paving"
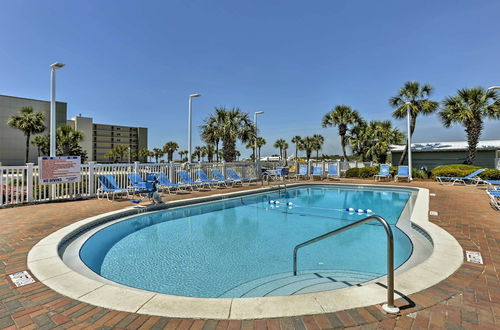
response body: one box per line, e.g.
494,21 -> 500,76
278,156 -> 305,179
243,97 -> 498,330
0,179 -> 499,329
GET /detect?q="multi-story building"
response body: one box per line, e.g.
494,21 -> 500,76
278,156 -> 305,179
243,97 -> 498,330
67,115 -> 148,163
0,95 -> 67,165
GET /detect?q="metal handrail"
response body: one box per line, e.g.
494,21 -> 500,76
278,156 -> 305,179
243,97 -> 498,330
292,215 -> 399,314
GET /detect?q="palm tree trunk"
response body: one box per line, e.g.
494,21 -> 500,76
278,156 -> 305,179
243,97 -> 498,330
222,138 -> 236,162
295,146 -> 298,159
316,150 -> 319,160
341,135 -> 349,161
25,133 -> 30,163
215,140 -> 219,162
465,121 -> 482,165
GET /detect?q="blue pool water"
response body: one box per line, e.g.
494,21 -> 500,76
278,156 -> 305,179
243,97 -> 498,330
80,185 -> 413,298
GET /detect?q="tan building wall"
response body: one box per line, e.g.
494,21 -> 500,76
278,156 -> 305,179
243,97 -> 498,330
0,95 -> 67,165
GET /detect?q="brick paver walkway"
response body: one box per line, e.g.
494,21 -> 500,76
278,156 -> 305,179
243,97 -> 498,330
0,180 -> 498,329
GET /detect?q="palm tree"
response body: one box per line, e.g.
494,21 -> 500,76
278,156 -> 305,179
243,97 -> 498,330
7,106 -> 46,163
202,107 -> 254,162
273,139 -> 287,160
114,145 -> 130,163
105,149 -> 118,163
298,136 -> 316,162
291,135 -> 302,159
235,150 -> 241,161
312,134 -> 324,160
256,137 -> 266,160
440,87 -> 499,164
322,105 -> 361,161
201,109 -> 224,162
31,135 -> 48,157
245,139 -> 257,161
204,144 -> 216,162
152,148 -> 164,163
193,146 -> 205,162
56,125 -> 84,155
178,150 -> 188,162
139,148 -> 151,162
163,141 -> 179,162
390,81 -> 439,165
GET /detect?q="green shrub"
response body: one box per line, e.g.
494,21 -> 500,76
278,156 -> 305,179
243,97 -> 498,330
431,164 -> 484,179
358,166 -> 379,178
345,168 -> 360,177
412,168 -> 428,179
481,169 -> 500,180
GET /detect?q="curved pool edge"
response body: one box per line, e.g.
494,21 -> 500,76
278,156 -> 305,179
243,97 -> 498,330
27,183 -> 463,320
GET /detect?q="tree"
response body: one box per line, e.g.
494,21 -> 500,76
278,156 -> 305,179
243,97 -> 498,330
273,139 -> 287,160
298,136 -> 316,162
113,145 -> 129,163
235,150 -> 241,161
163,141 -> 179,162
193,146 -> 206,162
201,107 -> 254,162
204,144 -> 216,162
56,125 -> 87,161
322,105 -> 361,161
7,106 -> 46,163
390,81 -> 439,165
178,150 -> 188,162
312,134 -> 324,160
152,148 -> 164,163
440,87 -> 499,164
201,109 -> 223,162
256,137 -> 266,160
291,135 -> 302,159
139,148 -> 152,162
245,139 -> 257,161
31,135 -> 48,157
105,149 -> 118,163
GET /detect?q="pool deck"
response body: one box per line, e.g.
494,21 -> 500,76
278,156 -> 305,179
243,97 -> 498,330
0,179 -> 498,329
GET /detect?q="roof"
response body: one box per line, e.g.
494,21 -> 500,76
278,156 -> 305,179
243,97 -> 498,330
390,140 -> 500,152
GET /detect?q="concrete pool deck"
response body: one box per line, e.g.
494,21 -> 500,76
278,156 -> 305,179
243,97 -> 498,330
0,180 -> 498,328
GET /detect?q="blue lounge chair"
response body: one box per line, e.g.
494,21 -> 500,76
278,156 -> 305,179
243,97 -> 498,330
128,173 -> 146,189
178,171 -> 210,191
436,169 -> 485,186
149,173 -> 184,194
487,190 -> 500,210
97,174 -> 130,200
211,169 -> 237,186
477,179 -> 500,190
394,166 -> 410,182
295,164 -> 308,180
310,166 -> 323,180
227,168 -> 256,185
374,164 -> 392,182
196,169 -> 225,189
327,164 -> 339,180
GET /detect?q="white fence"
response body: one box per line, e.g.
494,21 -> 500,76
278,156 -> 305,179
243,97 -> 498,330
0,160 -> 375,207
0,161 -> 256,207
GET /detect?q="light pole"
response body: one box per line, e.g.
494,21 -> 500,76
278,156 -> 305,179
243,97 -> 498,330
187,93 -> 201,163
487,86 -> 500,91
50,62 -> 65,157
254,111 -> 264,161
405,102 -> 412,181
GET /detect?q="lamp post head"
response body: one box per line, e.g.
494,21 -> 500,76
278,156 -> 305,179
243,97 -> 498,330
189,93 -> 201,98
255,111 -> 264,115
50,62 -> 65,70
405,101 -> 411,106
487,86 -> 500,91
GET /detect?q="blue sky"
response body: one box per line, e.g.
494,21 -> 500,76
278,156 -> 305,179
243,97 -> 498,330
1,0 -> 499,158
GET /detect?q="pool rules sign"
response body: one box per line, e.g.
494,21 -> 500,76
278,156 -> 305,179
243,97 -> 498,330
39,156 -> 81,184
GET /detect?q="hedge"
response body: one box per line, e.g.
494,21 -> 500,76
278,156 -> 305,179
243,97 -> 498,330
431,164 -> 500,180
345,165 -> 430,179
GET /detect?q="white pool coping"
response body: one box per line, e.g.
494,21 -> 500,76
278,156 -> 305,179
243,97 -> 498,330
28,183 -> 463,320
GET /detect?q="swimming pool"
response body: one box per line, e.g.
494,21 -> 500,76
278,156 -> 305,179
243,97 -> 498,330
76,185 -> 414,298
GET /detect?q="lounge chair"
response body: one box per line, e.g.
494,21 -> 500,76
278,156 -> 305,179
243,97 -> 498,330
436,169 -> 485,186
374,164 -> 392,182
150,173 -> 184,194
196,169 -> 226,189
394,166 -> 410,182
477,178 -> 500,190
227,168 -> 256,185
327,164 -> 340,180
294,164 -> 308,180
128,173 -> 146,189
97,174 -> 130,200
178,171 -> 210,191
211,169 -> 237,186
310,166 -> 323,180
487,190 -> 500,210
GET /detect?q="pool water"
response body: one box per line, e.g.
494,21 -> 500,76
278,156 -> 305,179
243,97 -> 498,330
80,185 -> 413,298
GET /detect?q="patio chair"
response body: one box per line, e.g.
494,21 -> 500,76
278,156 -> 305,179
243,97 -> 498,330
310,166 -> 323,180
394,166 -> 410,182
327,164 -> 340,180
436,169 -> 485,186
97,174 -> 130,200
227,168 -> 256,185
128,173 -> 146,189
374,164 -> 392,182
487,190 -> 500,210
178,171 -> 210,191
477,178 -> 500,190
196,169 -> 226,189
149,173 -> 184,194
294,164 -> 308,180
211,169 -> 238,186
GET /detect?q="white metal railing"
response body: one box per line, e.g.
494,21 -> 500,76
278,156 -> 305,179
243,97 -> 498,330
0,161 -> 259,207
